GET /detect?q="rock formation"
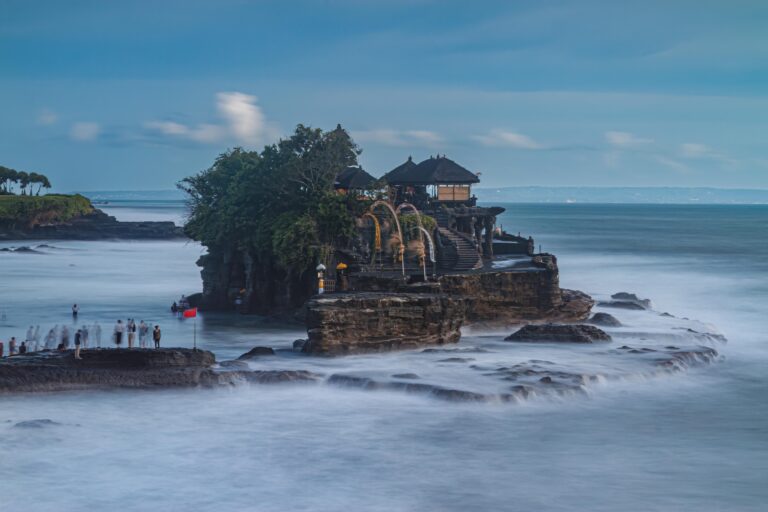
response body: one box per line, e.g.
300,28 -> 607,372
0,208 -> 184,241
505,324 -> 612,343
304,292 -> 465,355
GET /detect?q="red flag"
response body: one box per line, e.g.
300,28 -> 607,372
183,307 -> 198,318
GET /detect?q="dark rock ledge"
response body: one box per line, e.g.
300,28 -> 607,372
0,349 -> 320,393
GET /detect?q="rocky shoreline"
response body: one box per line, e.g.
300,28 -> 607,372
0,209 -> 184,241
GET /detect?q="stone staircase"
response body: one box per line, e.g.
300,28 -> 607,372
437,227 -> 482,271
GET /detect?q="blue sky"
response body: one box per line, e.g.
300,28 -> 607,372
1,0 -> 767,190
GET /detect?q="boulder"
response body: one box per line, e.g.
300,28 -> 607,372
237,346 -> 276,360
588,312 -> 622,327
505,324 -> 612,343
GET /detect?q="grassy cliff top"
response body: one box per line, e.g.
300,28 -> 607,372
0,194 -> 94,229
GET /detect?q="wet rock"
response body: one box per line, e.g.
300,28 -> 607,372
304,292 -> 465,355
588,312 -> 622,327
218,360 -> 250,369
539,376 -> 553,383
237,346 -> 276,360
611,292 -> 652,308
13,419 -> 62,428
392,373 -> 420,379
598,301 -> 647,310
421,347 -> 489,354
505,324 -> 612,343
236,370 -> 321,384
292,339 -> 307,352
436,357 -> 475,363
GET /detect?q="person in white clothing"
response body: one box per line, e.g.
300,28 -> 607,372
138,320 -> 148,348
93,321 -> 102,348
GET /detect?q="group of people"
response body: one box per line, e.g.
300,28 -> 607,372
0,305 -> 164,359
112,319 -> 161,349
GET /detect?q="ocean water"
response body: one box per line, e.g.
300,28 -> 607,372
1,202 -> 767,511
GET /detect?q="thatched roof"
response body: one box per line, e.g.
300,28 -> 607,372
334,166 -> 376,190
383,156 -> 480,185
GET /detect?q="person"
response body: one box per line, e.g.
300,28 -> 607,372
74,329 -> 83,359
93,321 -> 102,348
19,341 -> 27,355
0,340 -> 3,358
139,320 -> 148,348
114,320 -> 124,348
25,325 -> 34,343
127,319 -> 136,349
72,303 -> 79,318
9,337 -> 17,356
44,329 -> 56,350
171,302 -> 178,314
152,325 -> 161,349
81,324 -> 89,349
61,326 -> 70,349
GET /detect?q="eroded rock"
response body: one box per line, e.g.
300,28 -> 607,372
588,312 -> 622,327
505,324 -> 612,343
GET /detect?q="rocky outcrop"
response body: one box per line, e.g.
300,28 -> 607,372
439,255 -> 593,324
304,292 -> 465,355
588,312 -> 622,327
0,209 -> 184,241
237,346 -> 276,359
505,324 -> 612,343
0,348 -> 322,393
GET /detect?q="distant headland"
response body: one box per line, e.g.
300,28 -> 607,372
0,166 -> 183,240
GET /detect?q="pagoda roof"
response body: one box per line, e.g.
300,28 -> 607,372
383,156 -> 480,185
334,166 -> 376,190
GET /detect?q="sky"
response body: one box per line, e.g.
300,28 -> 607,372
1,0 -> 767,191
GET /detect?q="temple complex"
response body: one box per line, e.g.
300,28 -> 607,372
334,155 -> 534,283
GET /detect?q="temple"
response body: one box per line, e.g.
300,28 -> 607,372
335,155 -> 535,283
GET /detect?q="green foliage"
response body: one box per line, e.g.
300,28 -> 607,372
0,194 -> 92,228
0,165 -> 52,195
399,213 -> 436,241
179,124 -> 363,274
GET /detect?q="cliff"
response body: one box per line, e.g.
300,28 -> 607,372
0,196 -> 184,240
439,255 -> 593,324
304,292 -> 465,355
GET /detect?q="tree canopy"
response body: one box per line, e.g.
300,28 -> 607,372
179,124 -> 366,275
0,166 -> 52,195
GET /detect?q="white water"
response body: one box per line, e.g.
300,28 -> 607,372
1,203 -> 766,511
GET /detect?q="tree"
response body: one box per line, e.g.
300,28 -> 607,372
16,171 -> 29,195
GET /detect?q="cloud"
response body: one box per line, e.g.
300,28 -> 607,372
351,129 -> 442,147
70,122 -> 101,141
37,109 -> 58,126
472,130 -> 542,149
144,120 -> 224,144
216,92 -> 268,145
605,131 -> 653,148
143,92 -> 274,147
679,143 -> 715,158
655,155 -> 689,173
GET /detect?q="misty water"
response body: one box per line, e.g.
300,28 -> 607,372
1,202 -> 767,511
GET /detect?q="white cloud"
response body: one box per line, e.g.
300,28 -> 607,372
352,129 -> 443,147
473,130 -> 542,149
605,131 -> 653,148
37,109 -> 58,126
655,155 -> 689,173
70,122 -> 101,141
216,92 -> 267,145
680,143 -> 713,158
144,121 -> 224,144
143,91 -> 275,147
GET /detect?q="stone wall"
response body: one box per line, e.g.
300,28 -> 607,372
304,292 -> 465,355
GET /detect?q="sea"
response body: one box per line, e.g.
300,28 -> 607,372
1,199 -> 766,512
